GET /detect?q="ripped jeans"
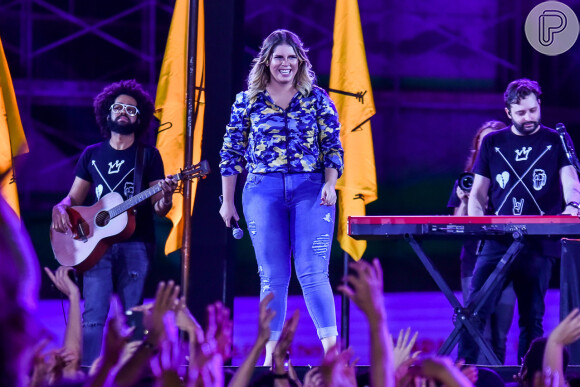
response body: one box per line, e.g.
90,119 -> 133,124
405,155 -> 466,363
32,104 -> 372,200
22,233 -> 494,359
81,241 -> 150,366
242,172 -> 338,341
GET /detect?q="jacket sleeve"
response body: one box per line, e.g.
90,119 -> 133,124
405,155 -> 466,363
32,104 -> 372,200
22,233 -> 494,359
219,92 -> 251,176
316,89 -> 344,177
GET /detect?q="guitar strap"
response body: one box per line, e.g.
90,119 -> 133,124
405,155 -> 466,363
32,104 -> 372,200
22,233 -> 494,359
133,143 -> 145,197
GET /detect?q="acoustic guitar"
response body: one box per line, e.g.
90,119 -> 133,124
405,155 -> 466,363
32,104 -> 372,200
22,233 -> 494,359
50,160 -> 210,271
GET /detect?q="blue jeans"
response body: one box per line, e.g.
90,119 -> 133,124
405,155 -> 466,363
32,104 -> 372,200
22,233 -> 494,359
242,172 -> 338,341
81,241 -> 150,366
458,240 -> 553,364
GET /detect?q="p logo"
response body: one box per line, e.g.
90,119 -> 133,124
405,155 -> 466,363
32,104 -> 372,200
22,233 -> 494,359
525,1 -> 579,56
540,9 -> 567,46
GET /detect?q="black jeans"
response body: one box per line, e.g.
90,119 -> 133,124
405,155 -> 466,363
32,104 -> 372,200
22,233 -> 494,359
458,239 -> 554,364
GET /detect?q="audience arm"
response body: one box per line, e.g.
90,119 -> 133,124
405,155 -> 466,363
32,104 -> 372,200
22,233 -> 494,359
338,258 -> 395,387
228,293 -> 275,387
543,308 -> 580,387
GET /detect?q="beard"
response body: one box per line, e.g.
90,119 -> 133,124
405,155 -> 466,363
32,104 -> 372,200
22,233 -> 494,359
107,118 -> 139,136
512,119 -> 540,135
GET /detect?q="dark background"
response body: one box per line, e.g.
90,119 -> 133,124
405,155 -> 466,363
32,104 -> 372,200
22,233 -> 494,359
2,0 -> 580,316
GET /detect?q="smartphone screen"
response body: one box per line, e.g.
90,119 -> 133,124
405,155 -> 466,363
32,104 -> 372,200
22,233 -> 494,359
125,310 -> 147,341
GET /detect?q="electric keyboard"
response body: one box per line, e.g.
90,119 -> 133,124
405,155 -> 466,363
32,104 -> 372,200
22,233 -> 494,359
348,215 -> 580,239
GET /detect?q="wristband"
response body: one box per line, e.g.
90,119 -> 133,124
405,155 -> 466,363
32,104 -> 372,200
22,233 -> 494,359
567,201 -> 580,209
159,197 -> 172,209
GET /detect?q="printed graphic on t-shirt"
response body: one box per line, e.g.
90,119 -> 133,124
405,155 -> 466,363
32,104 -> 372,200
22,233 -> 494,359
91,159 -> 135,198
512,197 -> 524,215
473,127 -> 567,216
95,184 -> 103,201
515,146 -> 532,161
533,169 -> 547,191
108,160 -> 125,174
496,171 -> 510,189
493,145 -> 553,215
124,182 -> 134,198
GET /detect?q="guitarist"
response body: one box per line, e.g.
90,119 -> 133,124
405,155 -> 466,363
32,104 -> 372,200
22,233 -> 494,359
51,80 -> 177,366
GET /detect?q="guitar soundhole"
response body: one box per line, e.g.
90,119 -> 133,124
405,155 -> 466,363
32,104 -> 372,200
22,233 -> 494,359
95,211 -> 111,227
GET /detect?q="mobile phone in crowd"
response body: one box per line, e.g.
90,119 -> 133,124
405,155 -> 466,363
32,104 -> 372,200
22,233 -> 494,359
125,310 -> 147,341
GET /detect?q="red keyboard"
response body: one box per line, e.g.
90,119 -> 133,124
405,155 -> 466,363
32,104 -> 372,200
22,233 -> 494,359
348,215 -> 580,239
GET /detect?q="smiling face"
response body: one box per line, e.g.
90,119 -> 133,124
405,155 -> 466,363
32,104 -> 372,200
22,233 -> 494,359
268,44 -> 299,86
505,93 -> 541,136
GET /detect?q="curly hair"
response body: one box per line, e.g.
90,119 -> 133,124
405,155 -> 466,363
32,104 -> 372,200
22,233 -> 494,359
247,29 -> 315,101
93,79 -> 155,139
504,78 -> 542,112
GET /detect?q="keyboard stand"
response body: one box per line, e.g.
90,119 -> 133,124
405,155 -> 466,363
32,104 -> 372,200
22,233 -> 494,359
406,232 -> 525,364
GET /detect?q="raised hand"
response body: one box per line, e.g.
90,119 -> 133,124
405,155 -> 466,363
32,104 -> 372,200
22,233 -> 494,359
228,294 -> 275,387
338,258 -> 385,321
175,296 -> 202,336
393,327 -> 420,370
101,312 -> 133,368
258,293 -> 276,346
549,308 -> 580,346
272,309 -> 300,374
303,367 -> 324,387
206,301 -> 233,360
29,339 -> 54,387
338,258 -> 395,387
187,301 -> 232,387
319,346 -> 357,387
150,313 -> 183,387
44,266 -> 79,299
147,281 -> 180,347
542,309 -> 580,387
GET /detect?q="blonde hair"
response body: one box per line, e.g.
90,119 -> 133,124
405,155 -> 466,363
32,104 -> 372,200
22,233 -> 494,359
247,29 -> 315,101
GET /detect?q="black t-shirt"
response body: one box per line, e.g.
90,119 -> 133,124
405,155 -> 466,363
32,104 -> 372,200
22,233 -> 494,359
447,180 -> 461,208
75,141 -> 165,242
472,126 -> 570,216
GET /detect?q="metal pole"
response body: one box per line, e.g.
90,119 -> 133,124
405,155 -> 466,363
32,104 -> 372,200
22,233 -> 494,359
341,250 -> 351,348
181,0 -> 199,302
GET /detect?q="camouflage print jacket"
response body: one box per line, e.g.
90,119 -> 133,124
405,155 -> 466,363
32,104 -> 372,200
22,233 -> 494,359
219,85 -> 344,177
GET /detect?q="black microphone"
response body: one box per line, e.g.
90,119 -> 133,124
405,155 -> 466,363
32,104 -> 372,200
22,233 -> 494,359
556,123 -> 580,173
219,195 -> 244,239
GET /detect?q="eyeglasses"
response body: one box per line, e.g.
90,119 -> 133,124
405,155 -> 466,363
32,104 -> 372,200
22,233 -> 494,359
109,103 -> 140,117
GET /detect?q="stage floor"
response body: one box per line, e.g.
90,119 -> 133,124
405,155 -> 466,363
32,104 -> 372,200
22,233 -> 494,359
37,289 -> 562,366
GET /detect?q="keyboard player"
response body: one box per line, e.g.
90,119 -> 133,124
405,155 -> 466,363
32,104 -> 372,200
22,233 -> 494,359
457,79 -> 580,364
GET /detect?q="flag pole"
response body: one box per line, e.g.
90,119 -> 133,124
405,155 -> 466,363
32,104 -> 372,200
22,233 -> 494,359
181,0 -> 199,302
341,250 -> 351,348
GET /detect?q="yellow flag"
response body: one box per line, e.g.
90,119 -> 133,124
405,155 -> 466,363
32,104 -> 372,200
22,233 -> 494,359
0,36 -> 28,218
155,0 -> 205,255
329,0 -> 377,261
